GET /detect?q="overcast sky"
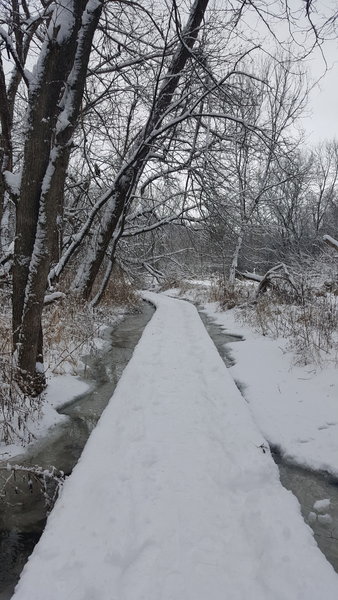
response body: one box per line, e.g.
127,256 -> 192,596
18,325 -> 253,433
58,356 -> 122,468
301,37 -> 338,145
215,0 -> 338,147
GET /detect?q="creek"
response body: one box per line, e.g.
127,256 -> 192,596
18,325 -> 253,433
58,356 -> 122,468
199,307 -> 338,575
1,301 -> 338,598
0,302 -> 154,600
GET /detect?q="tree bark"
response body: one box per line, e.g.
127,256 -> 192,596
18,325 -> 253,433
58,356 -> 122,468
229,222 -> 247,286
0,53 -> 13,245
13,0 -> 103,393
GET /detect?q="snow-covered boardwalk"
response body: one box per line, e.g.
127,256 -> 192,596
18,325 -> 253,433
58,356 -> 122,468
13,293 -> 338,600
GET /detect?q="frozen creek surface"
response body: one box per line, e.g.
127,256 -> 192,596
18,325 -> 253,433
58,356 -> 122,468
0,303 -> 154,600
199,308 -> 338,575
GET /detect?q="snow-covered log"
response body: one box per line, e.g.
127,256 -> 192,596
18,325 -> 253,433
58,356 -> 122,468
323,234 -> 338,252
237,271 -> 264,283
44,292 -> 66,305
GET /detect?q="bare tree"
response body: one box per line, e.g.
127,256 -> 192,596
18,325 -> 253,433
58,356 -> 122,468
310,140 -> 338,236
68,0 -> 210,301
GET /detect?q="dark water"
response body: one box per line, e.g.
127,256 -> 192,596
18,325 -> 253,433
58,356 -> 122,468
200,307 -> 338,575
198,309 -> 243,367
275,452 -> 338,573
0,302 -> 154,599
198,309 -> 246,394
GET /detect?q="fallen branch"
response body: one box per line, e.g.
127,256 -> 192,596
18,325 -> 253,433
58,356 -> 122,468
237,270 -> 263,283
44,292 -> 66,305
323,234 -> 338,252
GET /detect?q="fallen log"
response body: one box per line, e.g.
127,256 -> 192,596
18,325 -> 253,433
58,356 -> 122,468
323,234 -> 338,252
237,270 -> 263,283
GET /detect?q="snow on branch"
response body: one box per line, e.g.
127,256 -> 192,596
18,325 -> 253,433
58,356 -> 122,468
256,263 -> 299,298
0,26 -> 31,87
0,242 -> 14,266
323,234 -> 338,252
47,0 -> 75,45
3,170 -> 21,197
237,271 -> 263,283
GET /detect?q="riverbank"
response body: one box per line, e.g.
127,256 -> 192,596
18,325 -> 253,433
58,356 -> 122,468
12,293 -> 338,600
0,305 -> 128,461
202,301 -> 338,478
1,303 -> 154,600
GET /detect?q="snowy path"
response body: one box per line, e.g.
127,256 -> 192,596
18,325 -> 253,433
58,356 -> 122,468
13,293 -> 338,599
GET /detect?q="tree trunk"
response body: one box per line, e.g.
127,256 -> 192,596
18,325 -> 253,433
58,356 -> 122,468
0,53 -> 13,251
13,0 -> 103,394
229,223 -> 246,286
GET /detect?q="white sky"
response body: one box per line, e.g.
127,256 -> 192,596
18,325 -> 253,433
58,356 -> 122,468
301,37 -> 338,145
215,0 -> 338,147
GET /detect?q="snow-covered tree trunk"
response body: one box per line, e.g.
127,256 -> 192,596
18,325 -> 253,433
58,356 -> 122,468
13,0 -> 103,393
0,53 -> 13,249
74,0 -> 210,301
229,223 -> 246,286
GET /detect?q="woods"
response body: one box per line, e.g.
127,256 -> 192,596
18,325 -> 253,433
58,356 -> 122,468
0,0 -> 337,397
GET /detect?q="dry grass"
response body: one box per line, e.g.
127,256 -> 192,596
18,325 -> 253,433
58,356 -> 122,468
209,257 -> 338,366
239,289 -> 338,366
100,269 -> 140,308
208,279 -> 253,308
0,288 -> 43,445
0,271 -> 140,447
159,277 -> 189,292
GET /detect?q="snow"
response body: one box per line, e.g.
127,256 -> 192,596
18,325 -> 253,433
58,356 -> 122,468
3,170 -> 21,196
202,303 -> 338,477
12,293 -> 338,600
323,234 -> 338,250
314,498 -> 331,512
310,499 -> 333,525
0,375 -> 90,461
44,291 -> 66,305
318,514 -> 333,525
48,0 -> 75,45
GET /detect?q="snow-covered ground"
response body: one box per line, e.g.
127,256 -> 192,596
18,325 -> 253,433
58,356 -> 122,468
0,310 -> 125,461
0,375 -> 90,461
12,293 -> 338,599
202,302 -> 338,477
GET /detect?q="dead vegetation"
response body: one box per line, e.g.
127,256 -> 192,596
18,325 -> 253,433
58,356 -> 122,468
208,255 -> 338,366
243,293 -> 338,365
0,464 -> 65,513
209,279 -> 250,309
99,267 -> 140,308
0,271 -> 140,448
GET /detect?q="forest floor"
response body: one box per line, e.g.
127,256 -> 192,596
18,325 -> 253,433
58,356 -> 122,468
12,292 -> 338,600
